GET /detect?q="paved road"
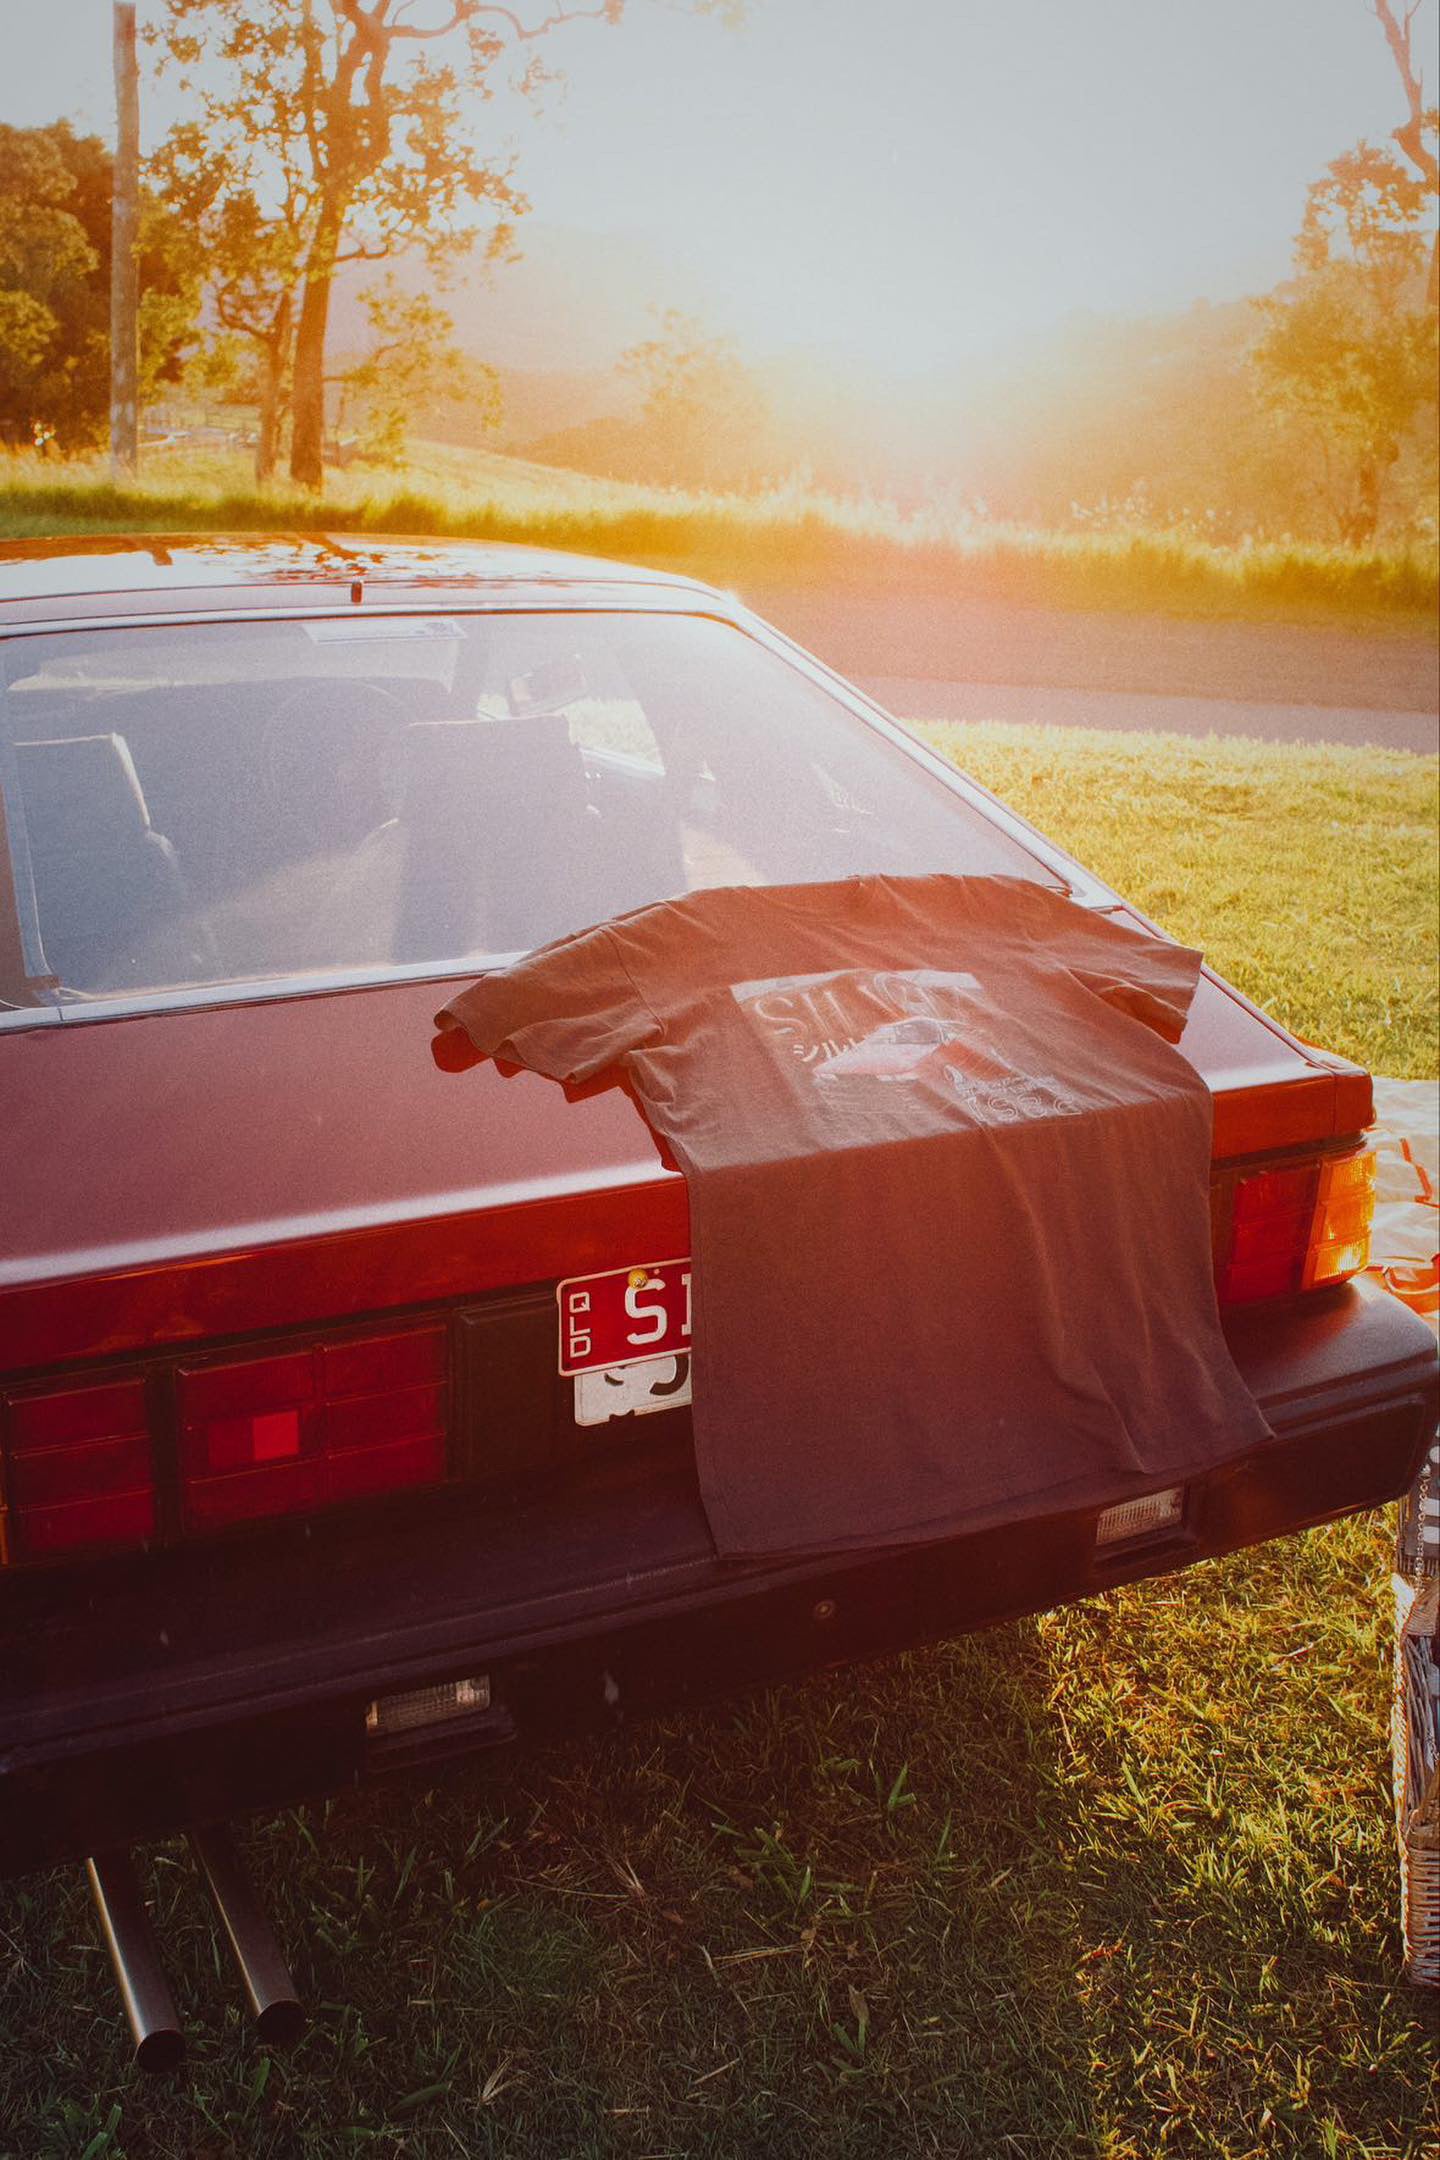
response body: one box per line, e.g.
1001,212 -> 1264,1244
857,674 -> 1439,752
746,587 -> 1439,750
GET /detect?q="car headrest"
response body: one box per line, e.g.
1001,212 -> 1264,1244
15,732 -> 156,850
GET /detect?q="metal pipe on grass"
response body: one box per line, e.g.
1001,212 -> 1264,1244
85,1850 -> 186,2073
189,1822 -> 305,2046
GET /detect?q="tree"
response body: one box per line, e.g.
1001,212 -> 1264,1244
1370,0 -> 1439,310
334,277 -> 501,463
0,128 -> 98,448
0,121 -> 196,452
151,0 -> 533,488
619,308 -> 772,488
1251,126 -> 1437,544
150,0 -> 739,491
150,95 -> 314,482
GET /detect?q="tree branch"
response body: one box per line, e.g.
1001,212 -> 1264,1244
1373,0 -> 1439,309
1372,0 -> 1425,122
446,0 -> 616,41
300,0 -> 328,182
1372,0 -> 1438,186
337,0 -> 481,40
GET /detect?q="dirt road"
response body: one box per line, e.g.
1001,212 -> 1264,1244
746,587 -> 1439,751
855,676 -> 1437,751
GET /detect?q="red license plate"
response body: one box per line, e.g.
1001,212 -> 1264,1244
557,1257 -> 693,1376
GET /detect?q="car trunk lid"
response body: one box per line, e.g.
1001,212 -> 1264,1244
0,955 -> 1367,1370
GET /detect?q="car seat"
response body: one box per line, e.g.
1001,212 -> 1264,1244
14,732 -> 215,993
392,715 -> 598,963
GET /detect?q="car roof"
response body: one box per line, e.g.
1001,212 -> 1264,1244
0,532 -> 729,625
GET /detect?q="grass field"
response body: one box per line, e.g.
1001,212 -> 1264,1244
2,442 -> 1437,629
0,726 -> 1436,2159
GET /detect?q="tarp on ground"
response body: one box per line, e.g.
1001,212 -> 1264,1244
1368,1076 -> 1439,1331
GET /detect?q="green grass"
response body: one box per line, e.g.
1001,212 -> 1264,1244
3,442 -> 1437,627
924,723 -> 1439,1080
0,727 -> 1436,2158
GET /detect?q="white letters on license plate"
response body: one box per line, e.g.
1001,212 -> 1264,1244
557,1257 -> 692,1375
573,1353 -> 692,1426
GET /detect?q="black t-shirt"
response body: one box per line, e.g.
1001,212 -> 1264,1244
437,875 -> 1271,1555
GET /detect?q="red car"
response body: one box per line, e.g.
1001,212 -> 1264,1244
0,537 -> 1433,1987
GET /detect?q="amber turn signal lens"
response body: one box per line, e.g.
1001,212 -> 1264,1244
1302,1147 -> 1377,1291
1217,1145 -> 1376,1305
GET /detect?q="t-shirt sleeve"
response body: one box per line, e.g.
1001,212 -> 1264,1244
1009,881 -> 1203,1043
433,923 -> 658,1082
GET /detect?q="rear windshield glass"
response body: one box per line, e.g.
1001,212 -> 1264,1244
0,610 -> 1055,1007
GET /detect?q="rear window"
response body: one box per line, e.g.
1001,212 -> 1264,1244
0,609 -> 1055,1008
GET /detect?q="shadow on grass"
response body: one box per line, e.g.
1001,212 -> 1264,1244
3,1575 -> 1436,2157
0,1622 -> 1097,2158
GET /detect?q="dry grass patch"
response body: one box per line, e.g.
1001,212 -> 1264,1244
2,443 -> 1437,627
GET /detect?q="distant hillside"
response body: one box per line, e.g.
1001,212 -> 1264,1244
301,228 -> 1438,543
422,367 -> 631,458
328,222 -> 707,378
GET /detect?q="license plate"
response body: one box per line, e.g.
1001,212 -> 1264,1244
557,1257 -> 693,1375
573,1353 -> 692,1426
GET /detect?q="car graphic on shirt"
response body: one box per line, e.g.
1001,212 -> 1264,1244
816,1013 -> 1014,1085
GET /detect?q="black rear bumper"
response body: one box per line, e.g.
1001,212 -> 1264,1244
1,1280 -> 1434,1879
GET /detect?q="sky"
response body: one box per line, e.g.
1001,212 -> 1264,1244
5,0 -> 1435,375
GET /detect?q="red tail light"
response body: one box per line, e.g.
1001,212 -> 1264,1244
1216,1146 -> 1376,1305
177,1324 -> 447,1531
1,1378 -> 156,1561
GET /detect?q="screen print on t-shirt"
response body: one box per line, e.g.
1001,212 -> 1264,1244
732,965 -> 1084,1127
436,874 -> 1272,1557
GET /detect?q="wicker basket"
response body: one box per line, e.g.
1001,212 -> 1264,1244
1396,1438 -> 1440,1583
1392,1570 -> 1440,1988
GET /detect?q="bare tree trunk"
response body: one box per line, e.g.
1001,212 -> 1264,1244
1339,443 -> 1397,549
253,295 -> 292,486
254,362 -> 282,486
109,1 -> 140,478
289,214 -> 340,491
1353,459 -> 1381,548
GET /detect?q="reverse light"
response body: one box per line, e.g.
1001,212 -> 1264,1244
365,1674 -> 491,1739
1,1377 -> 156,1561
1095,1485 -> 1185,1548
177,1324 -> 448,1531
1217,1146 -> 1376,1306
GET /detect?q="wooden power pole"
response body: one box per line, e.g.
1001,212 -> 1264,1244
110,0 -> 140,477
